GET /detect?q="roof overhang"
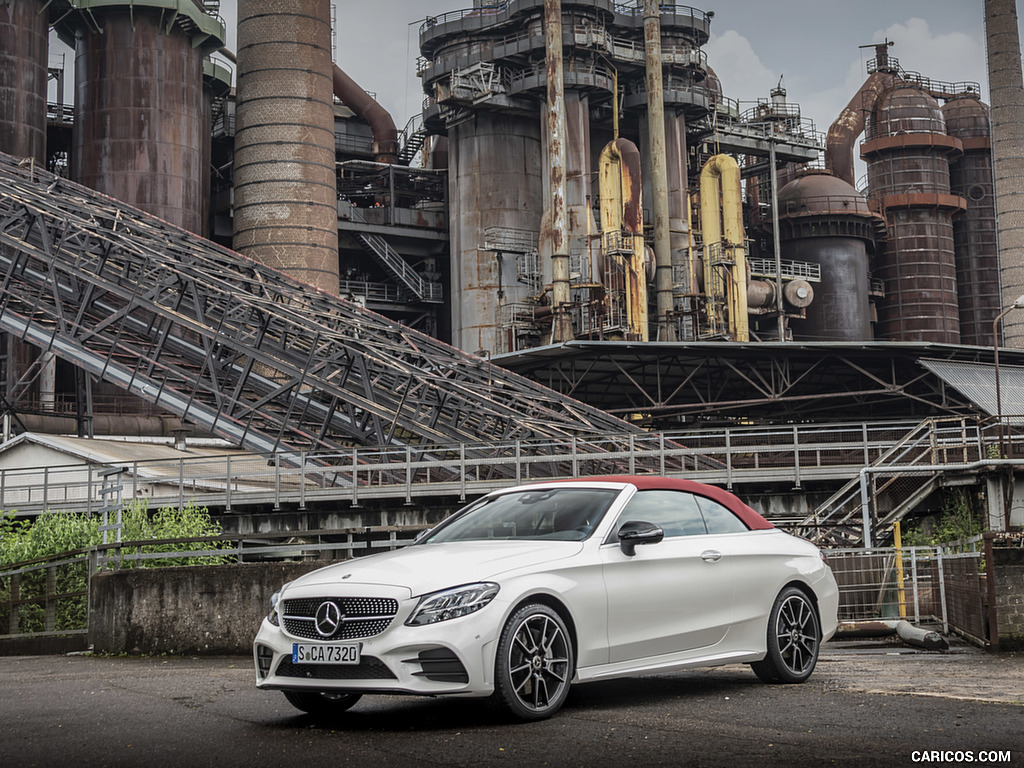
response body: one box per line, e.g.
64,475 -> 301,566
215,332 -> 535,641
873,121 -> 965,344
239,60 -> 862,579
495,341 -> 1024,426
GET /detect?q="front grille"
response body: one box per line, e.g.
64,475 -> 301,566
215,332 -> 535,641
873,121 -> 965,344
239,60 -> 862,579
282,597 -> 399,641
276,656 -> 397,681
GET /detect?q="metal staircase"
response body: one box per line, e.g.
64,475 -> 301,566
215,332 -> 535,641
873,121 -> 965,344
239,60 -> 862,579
799,417 -> 983,547
398,115 -> 429,166
0,151 -> 641,464
346,205 -> 442,303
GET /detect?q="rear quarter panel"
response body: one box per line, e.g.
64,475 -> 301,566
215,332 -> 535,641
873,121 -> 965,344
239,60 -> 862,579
724,529 -> 836,651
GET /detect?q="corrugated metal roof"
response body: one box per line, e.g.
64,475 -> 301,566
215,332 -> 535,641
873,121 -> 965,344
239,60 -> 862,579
0,433 -> 252,481
919,358 -> 1024,419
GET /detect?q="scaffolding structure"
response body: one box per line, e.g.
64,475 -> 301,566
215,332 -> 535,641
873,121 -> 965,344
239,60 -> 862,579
0,152 -> 643,461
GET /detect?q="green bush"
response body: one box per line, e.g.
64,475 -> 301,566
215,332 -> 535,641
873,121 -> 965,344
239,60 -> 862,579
901,489 -> 985,547
1,501 -> 231,634
114,499 -> 232,568
0,509 -> 98,633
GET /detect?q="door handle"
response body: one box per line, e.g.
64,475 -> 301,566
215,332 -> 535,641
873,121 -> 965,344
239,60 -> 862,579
701,550 -> 723,563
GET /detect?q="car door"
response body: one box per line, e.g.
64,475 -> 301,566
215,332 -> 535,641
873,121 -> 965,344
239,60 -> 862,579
600,490 -> 736,663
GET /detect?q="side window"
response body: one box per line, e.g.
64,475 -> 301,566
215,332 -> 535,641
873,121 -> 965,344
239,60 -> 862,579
612,490 -> 707,539
696,496 -> 750,534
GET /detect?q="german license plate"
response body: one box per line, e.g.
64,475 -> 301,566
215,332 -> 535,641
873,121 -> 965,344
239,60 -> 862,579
292,643 -> 361,665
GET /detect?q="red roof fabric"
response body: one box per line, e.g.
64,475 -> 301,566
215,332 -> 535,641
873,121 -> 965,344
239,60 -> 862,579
547,475 -> 775,531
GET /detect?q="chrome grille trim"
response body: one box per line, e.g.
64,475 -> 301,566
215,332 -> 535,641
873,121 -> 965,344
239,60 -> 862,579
281,597 -> 399,641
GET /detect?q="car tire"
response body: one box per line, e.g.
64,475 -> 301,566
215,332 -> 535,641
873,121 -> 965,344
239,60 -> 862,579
488,602 -> 573,721
282,690 -> 362,715
751,586 -> 821,684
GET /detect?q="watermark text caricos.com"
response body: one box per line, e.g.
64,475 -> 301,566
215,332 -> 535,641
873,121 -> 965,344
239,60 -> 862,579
911,751 -> 1013,764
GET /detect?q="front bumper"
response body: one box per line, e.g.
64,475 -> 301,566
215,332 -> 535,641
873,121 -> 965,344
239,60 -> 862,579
253,600 -> 504,698
816,570 -> 841,643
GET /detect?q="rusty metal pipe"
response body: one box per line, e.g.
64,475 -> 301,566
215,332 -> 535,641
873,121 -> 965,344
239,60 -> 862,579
644,0 -> 673,339
825,70 -> 898,186
332,64 -> 398,165
600,138 -> 649,341
15,412 -> 217,439
545,0 -> 573,343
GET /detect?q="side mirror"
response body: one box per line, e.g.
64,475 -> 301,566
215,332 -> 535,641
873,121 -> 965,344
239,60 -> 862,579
617,520 -> 664,557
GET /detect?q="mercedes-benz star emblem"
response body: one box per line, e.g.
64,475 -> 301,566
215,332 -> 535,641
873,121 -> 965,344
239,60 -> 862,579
314,601 -> 343,637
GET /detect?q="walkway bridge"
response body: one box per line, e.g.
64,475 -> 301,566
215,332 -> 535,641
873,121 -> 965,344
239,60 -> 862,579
0,418 -> 1003,546
0,151 -> 640,468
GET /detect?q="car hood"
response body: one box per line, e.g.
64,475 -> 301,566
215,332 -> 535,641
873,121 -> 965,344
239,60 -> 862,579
285,540 -> 585,597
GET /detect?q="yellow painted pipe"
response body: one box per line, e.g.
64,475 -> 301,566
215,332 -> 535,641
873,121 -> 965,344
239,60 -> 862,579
894,521 -> 908,620
599,138 -> 649,341
699,155 -> 749,341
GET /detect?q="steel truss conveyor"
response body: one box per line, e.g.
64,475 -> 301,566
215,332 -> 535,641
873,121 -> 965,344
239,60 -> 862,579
0,152 -> 641,461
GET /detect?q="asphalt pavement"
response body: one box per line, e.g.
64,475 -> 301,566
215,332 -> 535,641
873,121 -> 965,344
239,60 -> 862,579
0,640 -> 1021,768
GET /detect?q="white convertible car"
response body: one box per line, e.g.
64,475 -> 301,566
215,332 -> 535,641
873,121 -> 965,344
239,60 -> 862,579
254,476 -> 839,721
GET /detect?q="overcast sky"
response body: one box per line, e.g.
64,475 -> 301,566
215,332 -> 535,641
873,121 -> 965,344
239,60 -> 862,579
208,1 -> 1008,139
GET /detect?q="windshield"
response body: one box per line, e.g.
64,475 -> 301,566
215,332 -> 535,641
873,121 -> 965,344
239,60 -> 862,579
424,487 -> 620,543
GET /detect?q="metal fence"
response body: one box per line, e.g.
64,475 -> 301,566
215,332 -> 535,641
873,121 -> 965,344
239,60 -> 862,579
827,539 -> 989,646
1,530 -> 994,647
0,552 -> 90,639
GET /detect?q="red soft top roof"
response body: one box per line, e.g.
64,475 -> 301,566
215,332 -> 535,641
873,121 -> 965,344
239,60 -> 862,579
544,475 -> 774,531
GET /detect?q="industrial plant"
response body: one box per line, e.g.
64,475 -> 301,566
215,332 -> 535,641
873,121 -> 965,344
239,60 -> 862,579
2,0 -> 1024,547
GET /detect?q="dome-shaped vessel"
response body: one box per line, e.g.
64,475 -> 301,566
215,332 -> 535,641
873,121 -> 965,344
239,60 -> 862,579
777,170 -> 877,341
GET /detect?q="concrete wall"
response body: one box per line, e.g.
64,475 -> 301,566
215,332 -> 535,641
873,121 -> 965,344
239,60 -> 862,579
88,562 -> 325,655
993,546 -> 1024,651
74,544 -> 1024,656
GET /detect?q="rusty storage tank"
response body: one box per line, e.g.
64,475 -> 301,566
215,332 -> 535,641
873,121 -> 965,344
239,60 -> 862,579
1,0 -> 50,408
862,85 -> 966,343
233,0 -> 339,295
0,0 -> 48,162
447,112 -> 544,354
776,170 -> 878,341
420,7 -> 549,354
69,3 -> 222,235
944,95 -> 1000,346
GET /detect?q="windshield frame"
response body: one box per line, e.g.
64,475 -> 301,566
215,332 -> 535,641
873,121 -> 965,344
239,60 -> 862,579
421,486 -> 622,544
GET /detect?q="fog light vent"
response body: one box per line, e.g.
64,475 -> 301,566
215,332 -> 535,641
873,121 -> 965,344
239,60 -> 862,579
404,647 -> 468,684
256,644 -> 274,678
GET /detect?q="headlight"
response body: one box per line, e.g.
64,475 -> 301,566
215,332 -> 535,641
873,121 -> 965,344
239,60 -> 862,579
406,582 -> 499,626
267,589 -> 282,626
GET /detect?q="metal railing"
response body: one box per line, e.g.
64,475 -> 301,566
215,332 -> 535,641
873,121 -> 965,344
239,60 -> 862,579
866,55 -> 981,102
747,258 -> 822,282
346,205 -> 443,302
509,61 -> 616,95
0,420 -> 947,517
0,552 -> 90,639
420,3 -> 711,36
